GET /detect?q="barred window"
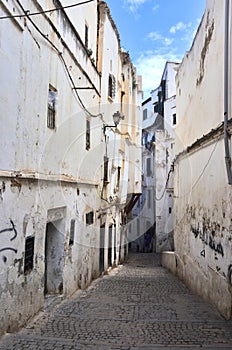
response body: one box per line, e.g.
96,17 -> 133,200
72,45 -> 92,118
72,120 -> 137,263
47,86 -> 57,129
24,236 -> 35,274
108,74 -> 116,99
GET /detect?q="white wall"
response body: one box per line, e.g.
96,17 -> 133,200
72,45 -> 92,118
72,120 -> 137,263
173,0 -> 232,319
0,0 -> 142,335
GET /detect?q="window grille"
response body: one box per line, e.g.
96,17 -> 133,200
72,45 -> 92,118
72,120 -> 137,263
108,74 -> 116,99
24,236 -> 35,274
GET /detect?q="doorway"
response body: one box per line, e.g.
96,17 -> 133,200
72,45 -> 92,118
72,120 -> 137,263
99,225 -> 105,274
108,226 -> 112,267
44,220 -> 65,295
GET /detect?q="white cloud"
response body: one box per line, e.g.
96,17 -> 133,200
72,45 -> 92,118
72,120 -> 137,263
147,32 -> 174,46
124,0 -> 148,13
164,37 -> 174,46
135,51 -> 181,98
147,31 -> 162,41
169,21 -> 192,34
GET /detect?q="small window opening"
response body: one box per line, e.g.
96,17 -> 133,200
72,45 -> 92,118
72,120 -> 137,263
69,219 -> 75,246
85,23 -> 89,48
47,87 -> 57,129
24,236 -> 35,274
104,156 -> 109,184
108,74 -> 116,99
116,167 -> 121,189
86,119 -> 90,150
173,113 -> 177,125
146,157 -> 152,177
147,189 -> 151,209
86,211 -> 94,225
143,108 -> 148,120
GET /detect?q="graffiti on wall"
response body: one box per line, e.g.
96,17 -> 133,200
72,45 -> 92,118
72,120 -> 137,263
0,219 -> 18,262
191,225 -> 224,257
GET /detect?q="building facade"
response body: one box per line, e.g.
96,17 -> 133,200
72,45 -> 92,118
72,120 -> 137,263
162,0 -> 232,319
131,62 -> 178,253
0,0 -> 142,335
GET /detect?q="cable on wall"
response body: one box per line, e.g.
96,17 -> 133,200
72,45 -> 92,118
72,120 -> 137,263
15,0 -> 102,119
0,0 -> 94,20
177,131 -> 222,199
155,165 -> 174,201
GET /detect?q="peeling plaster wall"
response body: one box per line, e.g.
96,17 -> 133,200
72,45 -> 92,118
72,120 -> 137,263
174,0 -> 232,319
0,0 -> 141,336
0,177 -> 103,334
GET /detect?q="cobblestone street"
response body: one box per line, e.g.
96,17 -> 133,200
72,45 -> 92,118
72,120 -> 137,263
0,253 -> 232,350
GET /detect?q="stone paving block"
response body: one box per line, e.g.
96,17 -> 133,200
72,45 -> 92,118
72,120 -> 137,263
0,253 -> 232,349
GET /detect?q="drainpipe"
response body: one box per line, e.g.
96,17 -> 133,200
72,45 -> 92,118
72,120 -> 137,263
224,0 -> 232,184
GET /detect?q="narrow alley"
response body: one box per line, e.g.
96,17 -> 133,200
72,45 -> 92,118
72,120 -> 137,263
0,253 -> 232,350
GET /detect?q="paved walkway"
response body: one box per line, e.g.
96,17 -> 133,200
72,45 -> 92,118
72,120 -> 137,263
0,253 -> 232,349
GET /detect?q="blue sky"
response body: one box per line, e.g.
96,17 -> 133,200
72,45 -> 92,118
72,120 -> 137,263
106,0 -> 206,98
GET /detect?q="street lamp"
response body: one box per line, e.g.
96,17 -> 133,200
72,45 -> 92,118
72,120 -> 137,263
103,111 -> 124,132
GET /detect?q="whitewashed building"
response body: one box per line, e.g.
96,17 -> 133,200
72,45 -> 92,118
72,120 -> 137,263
0,0 -> 142,335
155,62 -> 179,252
162,0 -> 232,319
131,62 -> 178,253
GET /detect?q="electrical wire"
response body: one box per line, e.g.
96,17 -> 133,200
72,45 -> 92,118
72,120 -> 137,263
177,131 -> 222,199
155,166 -> 173,201
156,125 -> 222,202
0,0 -> 94,20
15,0 -> 102,119
190,133 -> 221,191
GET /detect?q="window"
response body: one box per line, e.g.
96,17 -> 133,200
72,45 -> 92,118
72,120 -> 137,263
103,156 -> 109,184
143,108 -> 148,120
69,219 -> 75,246
24,236 -> 35,274
86,119 -> 90,150
86,211 -> 94,225
168,194 -> 173,214
108,74 -> 116,99
147,189 -> 151,209
85,23 -> 89,48
47,86 -> 57,129
116,167 -> 121,189
173,113 -> 177,125
146,157 -> 152,177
